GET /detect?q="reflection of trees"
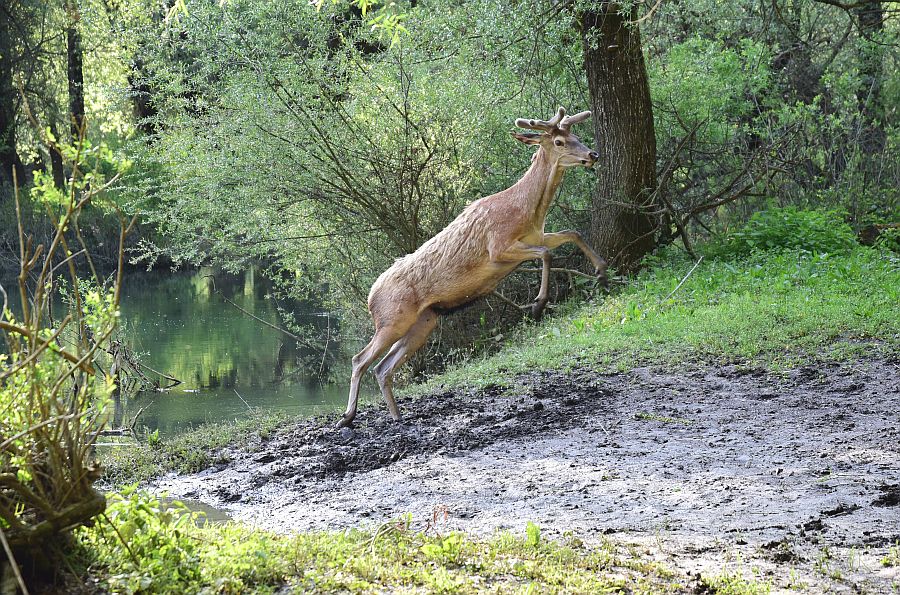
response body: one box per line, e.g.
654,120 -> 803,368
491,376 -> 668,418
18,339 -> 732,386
120,269 -> 338,392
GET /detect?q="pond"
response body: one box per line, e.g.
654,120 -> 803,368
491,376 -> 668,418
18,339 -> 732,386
0,266 -> 351,437
115,267 -> 349,436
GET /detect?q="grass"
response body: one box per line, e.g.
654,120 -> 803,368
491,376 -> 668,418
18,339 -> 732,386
418,247 -> 899,393
73,491 -> 683,594
699,570 -> 772,594
100,409 -> 295,487
883,542 -> 900,567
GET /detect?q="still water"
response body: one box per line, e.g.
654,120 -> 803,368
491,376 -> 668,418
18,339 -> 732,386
0,266 -> 353,436
114,268 -> 348,436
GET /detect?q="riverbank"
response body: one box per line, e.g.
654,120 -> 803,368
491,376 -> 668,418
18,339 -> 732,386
85,247 -> 900,593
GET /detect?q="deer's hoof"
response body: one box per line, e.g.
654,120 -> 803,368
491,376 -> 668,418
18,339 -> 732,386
336,415 -> 355,429
531,301 -> 547,321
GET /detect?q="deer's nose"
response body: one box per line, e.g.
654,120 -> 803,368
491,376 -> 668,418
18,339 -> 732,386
589,151 -> 599,161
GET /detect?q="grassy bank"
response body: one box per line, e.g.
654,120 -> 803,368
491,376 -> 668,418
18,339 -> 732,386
425,247 -> 899,392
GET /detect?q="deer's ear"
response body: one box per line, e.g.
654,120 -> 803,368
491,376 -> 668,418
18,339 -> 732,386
511,131 -> 542,145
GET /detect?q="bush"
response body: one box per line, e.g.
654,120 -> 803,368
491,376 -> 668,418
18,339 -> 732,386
875,227 -> 900,253
0,133 -> 131,581
708,207 -> 857,258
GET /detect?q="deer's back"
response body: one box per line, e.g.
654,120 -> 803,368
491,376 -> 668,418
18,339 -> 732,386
368,195 -> 525,322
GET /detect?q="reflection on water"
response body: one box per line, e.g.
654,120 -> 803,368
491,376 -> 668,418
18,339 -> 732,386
0,266 -> 349,436
117,267 -> 347,436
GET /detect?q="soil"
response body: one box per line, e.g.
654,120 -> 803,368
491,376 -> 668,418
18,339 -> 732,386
155,357 -> 900,592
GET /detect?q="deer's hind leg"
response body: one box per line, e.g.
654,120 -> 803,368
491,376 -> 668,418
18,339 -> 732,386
372,308 -> 439,422
340,324 -> 407,428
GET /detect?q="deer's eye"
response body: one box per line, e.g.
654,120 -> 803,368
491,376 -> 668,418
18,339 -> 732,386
554,139 -> 564,147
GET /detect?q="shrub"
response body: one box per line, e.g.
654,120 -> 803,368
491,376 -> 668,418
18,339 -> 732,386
0,132 -> 131,581
875,227 -> 900,253
708,207 -> 857,258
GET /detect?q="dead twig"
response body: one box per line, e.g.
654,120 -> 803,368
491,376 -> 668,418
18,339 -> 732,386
0,526 -> 30,595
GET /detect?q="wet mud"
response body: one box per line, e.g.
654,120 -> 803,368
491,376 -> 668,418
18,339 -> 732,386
155,357 -> 900,592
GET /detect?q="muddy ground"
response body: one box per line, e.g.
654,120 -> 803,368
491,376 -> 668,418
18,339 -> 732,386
155,357 -> 900,593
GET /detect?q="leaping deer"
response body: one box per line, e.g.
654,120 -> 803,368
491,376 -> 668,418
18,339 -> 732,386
339,107 -> 607,428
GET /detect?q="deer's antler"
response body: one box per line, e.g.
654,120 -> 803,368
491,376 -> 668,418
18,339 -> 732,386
515,106 -> 567,132
560,110 -> 591,131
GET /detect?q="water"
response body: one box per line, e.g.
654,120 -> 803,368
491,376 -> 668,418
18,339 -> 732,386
1,267 -> 349,436
116,267 -> 348,436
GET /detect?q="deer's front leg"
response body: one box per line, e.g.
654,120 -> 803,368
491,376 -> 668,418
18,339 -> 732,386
491,241 -> 553,320
542,230 -> 609,289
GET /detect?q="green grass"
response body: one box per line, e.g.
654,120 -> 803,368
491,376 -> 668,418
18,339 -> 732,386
419,247 -> 899,393
699,569 -> 772,594
883,542 -> 900,567
100,409 -> 295,487
74,491 -> 683,594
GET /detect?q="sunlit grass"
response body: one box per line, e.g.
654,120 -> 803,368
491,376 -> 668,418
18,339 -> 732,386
74,491 -> 683,594
419,247 -> 899,393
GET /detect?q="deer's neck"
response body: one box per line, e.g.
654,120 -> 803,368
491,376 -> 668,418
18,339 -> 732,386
515,148 -> 565,226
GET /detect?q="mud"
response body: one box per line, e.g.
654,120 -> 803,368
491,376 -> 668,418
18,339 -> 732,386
155,358 -> 900,592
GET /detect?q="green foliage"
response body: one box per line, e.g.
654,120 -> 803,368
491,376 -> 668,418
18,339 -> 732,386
700,569 -> 772,594
707,208 -> 857,258
0,136 -> 127,561
651,37 -> 771,146
77,494 -> 679,593
78,488 -> 204,593
882,542 -> 900,568
526,521 -> 542,548
875,227 -> 900,253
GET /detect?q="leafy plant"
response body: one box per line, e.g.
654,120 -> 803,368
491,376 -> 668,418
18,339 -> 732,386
875,227 -> 900,253
76,488 -> 204,593
708,208 -> 857,258
0,130 -> 133,579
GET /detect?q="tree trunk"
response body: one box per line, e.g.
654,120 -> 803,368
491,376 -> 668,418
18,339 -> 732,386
49,123 -> 66,189
853,1 -> 886,160
0,9 -> 23,190
581,4 -> 658,272
67,3 -> 85,141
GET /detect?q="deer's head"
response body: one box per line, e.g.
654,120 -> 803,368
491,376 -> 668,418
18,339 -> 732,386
512,107 -> 598,168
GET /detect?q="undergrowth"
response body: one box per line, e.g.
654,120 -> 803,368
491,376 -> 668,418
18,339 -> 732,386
71,490 -> 682,594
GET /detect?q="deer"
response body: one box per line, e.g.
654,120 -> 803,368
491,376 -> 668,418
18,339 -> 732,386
338,107 -> 608,428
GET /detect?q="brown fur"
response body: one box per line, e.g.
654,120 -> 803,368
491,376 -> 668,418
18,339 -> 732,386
339,107 -> 608,427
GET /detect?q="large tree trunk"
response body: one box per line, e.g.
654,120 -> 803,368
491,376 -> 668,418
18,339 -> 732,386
0,9 -> 24,190
581,4 -> 658,272
67,3 -> 86,141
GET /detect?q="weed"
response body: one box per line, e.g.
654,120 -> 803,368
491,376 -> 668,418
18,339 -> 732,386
882,542 -> 900,567
700,568 -> 772,594
74,493 -> 682,593
635,411 -> 692,425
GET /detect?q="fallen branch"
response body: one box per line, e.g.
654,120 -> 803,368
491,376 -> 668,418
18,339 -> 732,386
202,275 -> 303,341
663,257 -> 704,302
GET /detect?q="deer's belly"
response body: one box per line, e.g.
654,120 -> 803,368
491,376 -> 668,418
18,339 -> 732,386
429,261 -> 518,311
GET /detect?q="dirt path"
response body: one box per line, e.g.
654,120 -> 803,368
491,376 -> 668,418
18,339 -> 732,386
155,357 -> 900,592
